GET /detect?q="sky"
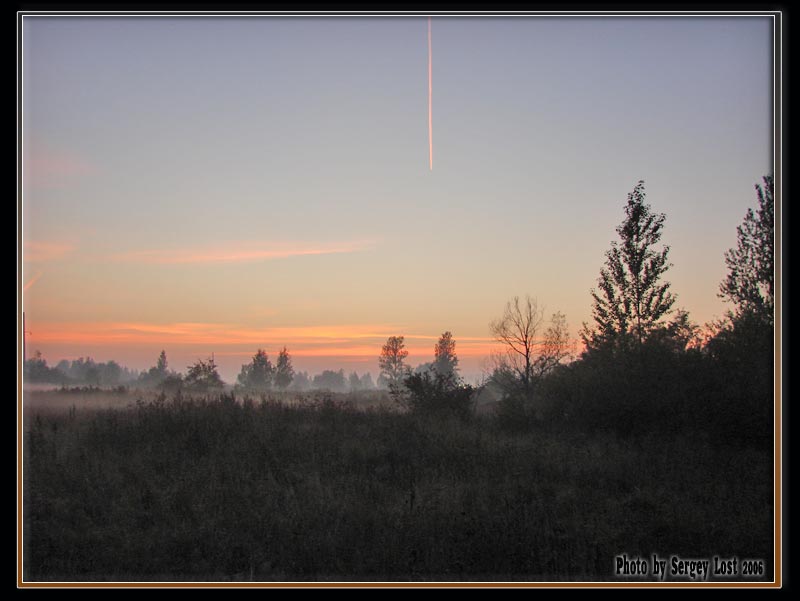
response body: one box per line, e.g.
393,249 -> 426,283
20,14 -> 774,383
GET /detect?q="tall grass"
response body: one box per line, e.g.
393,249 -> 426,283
23,393 -> 773,582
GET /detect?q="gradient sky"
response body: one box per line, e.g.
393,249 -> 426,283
21,15 -> 774,383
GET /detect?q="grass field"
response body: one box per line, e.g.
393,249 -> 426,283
21,390 -> 774,582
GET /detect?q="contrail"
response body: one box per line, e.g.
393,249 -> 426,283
428,17 -> 433,171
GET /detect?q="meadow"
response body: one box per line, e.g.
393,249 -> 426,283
22,389 -> 773,582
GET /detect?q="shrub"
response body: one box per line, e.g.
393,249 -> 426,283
402,371 -> 474,420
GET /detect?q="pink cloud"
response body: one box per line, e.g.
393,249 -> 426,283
24,241 -> 74,263
24,144 -> 96,189
110,240 -> 374,265
23,271 -> 43,291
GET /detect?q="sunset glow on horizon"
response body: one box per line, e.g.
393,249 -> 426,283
21,15 -> 772,383
24,319 -> 505,381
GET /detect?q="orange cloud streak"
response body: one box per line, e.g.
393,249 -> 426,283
27,321 -> 500,358
24,242 -> 74,263
24,271 -> 43,291
111,240 -> 374,265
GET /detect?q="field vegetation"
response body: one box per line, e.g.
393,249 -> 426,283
21,177 -> 776,582
23,390 -> 772,582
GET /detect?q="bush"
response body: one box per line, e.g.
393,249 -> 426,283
493,394 -> 538,432
402,371 -> 474,420
536,339 -> 707,439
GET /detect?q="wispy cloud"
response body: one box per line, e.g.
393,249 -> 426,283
23,271 -> 43,291
26,321 -> 499,358
110,240 -> 375,265
24,241 -> 75,263
24,143 -> 96,189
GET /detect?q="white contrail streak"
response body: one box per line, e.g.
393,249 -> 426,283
428,17 -> 433,171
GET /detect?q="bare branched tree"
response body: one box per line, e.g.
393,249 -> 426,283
490,296 -> 573,397
534,311 -> 572,380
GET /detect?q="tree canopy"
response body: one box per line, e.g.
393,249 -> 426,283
379,336 -> 409,389
237,349 -> 274,391
719,174 -> 774,325
185,357 -> 224,393
274,347 -> 295,390
432,331 -> 459,380
583,180 -> 675,351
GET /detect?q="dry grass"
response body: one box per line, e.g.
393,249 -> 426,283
22,391 -> 773,582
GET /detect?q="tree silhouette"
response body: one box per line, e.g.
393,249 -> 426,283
719,174 -> 774,325
24,350 -> 64,383
237,349 -> 274,391
402,370 -> 474,419
185,357 -> 224,393
490,296 -> 571,397
583,180 -> 675,350
360,372 -> 375,390
348,371 -> 362,392
432,331 -> 459,380
157,350 -> 168,375
379,336 -> 410,397
313,369 -> 347,392
291,371 -> 311,391
274,347 -> 295,390
140,350 -> 173,387
700,175 -> 775,447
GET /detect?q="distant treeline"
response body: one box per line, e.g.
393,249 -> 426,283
22,350 -> 381,394
368,176 -> 774,449
23,353 -> 140,387
24,176 -> 775,449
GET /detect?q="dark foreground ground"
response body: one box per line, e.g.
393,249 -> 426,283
22,391 -> 774,583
